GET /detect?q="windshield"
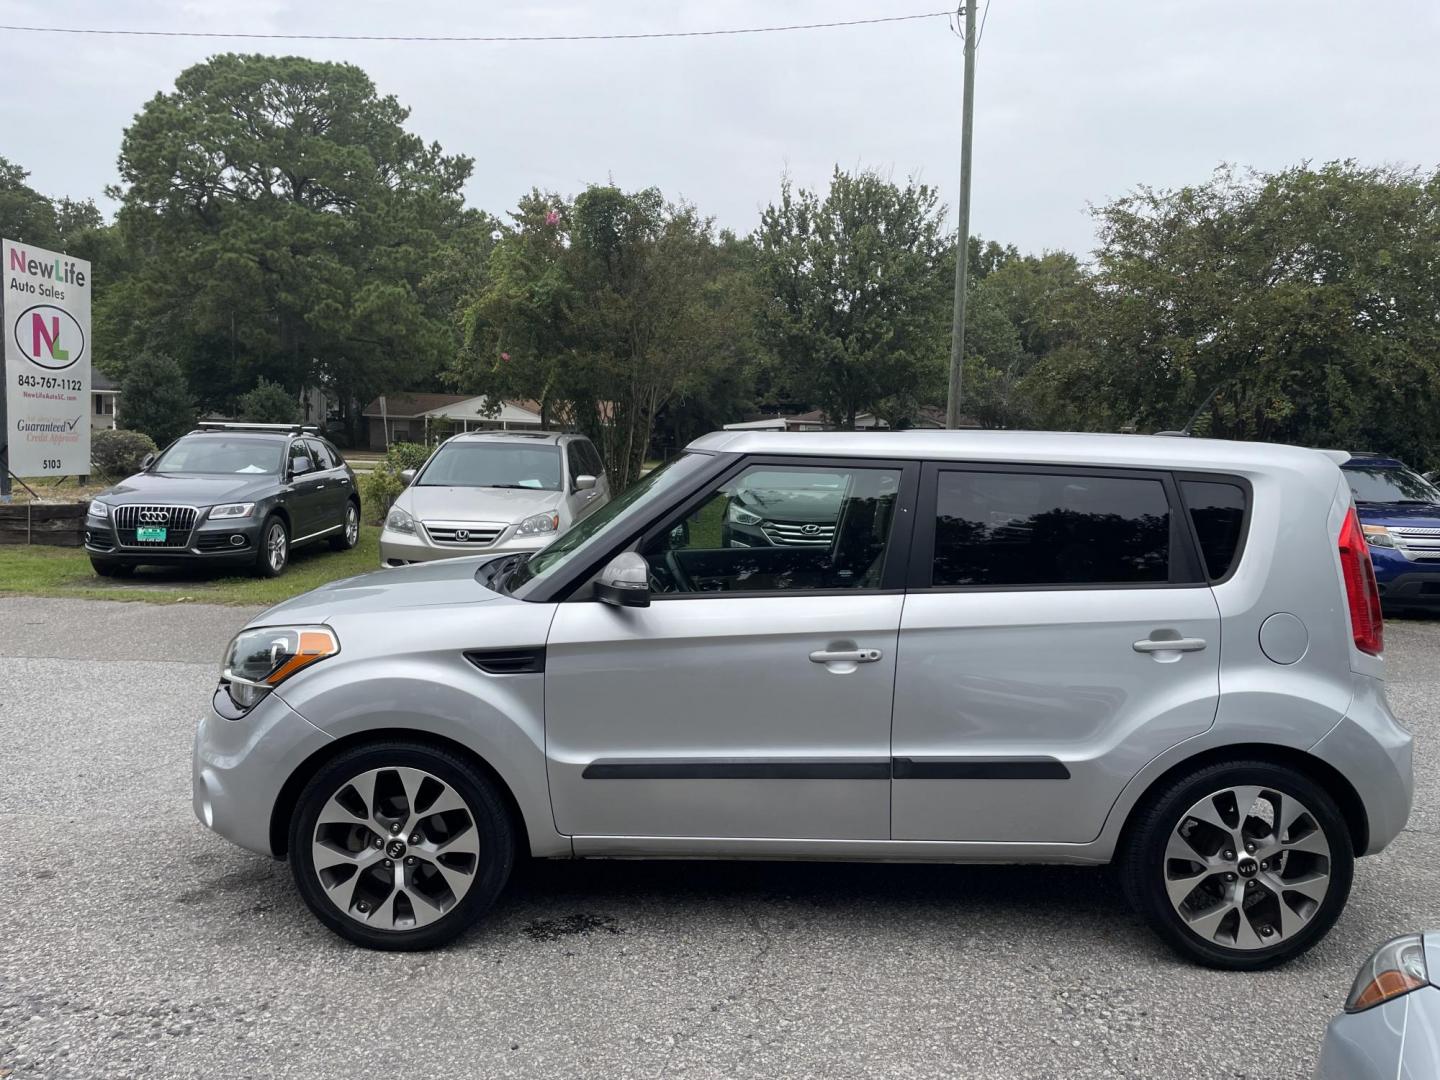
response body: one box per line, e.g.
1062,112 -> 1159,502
505,453 -> 714,595
152,436 -> 283,475
1344,466 -> 1440,505
418,443 -> 562,490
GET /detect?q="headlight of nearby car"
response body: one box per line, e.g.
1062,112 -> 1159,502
1362,524 -> 1399,549
1345,934 -> 1431,1012
726,502 -> 762,526
516,512 -> 560,536
221,625 -> 339,711
87,500 -> 109,519
209,502 -> 256,520
385,506 -> 416,534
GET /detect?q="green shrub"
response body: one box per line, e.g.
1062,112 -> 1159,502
91,428 -> 158,479
384,441 -> 432,471
236,378 -> 302,424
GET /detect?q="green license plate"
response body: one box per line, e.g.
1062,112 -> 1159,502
136,526 -> 168,542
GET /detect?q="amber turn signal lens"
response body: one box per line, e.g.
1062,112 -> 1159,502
1345,935 -> 1429,1013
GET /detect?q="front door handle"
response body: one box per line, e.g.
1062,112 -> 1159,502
1133,637 -> 1207,654
809,648 -> 883,664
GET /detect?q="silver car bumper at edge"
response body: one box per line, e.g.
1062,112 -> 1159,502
378,528 -> 552,567
1310,674 -> 1414,856
193,689 -> 334,858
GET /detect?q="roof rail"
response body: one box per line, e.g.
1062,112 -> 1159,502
195,422 -> 318,435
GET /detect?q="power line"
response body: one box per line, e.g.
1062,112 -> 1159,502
0,11 -> 953,44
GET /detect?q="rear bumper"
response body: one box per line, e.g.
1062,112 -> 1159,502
1310,675 -> 1413,855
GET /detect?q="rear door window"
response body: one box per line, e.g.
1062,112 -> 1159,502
305,439 -> 335,471
928,469 -> 1174,587
1180,480 -> 1247,581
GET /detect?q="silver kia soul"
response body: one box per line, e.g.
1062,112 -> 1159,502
194,431 -> 1413,967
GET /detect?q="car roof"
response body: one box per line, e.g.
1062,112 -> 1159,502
687,429 -> 1343,477
447,430 -> 572,445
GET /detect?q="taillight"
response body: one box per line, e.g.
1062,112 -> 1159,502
1339,507 -> 1384,655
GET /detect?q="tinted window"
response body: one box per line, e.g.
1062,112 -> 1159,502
565,443 -> 585,487
579,441 -> 605,476
1181,480 -> 1246,581
1343,466 -> 1440,505
931,470 -> 1171,587
640,465 -> 901,594
288,441 -> 313,474
306,439 -> 335,470
417,443 -> 562,490
152,436 -> 283,475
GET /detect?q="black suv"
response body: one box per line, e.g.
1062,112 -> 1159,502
84,423 -> 361,578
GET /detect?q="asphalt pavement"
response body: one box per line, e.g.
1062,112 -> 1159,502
2,595 -> 1437,1080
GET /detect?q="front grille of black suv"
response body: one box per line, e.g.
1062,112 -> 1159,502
113,504 -> 198,549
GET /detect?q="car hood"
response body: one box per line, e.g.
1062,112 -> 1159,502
737,487 -> 845,523
98,471 -> 277,506
1355,502 -> 1440,528
398,485 -> 565,522
250,556 -> 507,625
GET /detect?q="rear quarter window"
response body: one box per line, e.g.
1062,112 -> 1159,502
1179,480 -> 1248,582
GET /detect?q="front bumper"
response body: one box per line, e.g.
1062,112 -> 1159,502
1316,983 -> 1440,1079
193,687 -> 333,857
1310,674 -> 1413,855
1372,569 -> 1440,606
85,513 -> 263,565
379,527 -> 552,567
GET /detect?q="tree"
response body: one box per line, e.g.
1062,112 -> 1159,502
120,352 -> 195,447
1077,162 -> 1440,459
236,378 -> 302,423
105,54 -> 472,436
755,169 -> 950,429
1,156 -> 106,252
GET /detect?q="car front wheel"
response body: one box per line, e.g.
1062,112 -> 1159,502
288,742 -> 515,950
254,515 -> 288,578
1120,761 -> 1354,970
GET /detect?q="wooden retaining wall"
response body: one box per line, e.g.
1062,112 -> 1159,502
0,503 -> 87,547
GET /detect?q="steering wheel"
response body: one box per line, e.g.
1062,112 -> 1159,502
662,549 -> 696,593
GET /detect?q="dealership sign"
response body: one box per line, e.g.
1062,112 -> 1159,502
3,239 -> 91,477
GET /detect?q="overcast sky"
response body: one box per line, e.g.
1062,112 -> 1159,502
3,0 -> 1438,258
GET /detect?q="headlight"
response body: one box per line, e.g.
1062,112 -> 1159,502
87,500 -> 109,519
1362,524 -> 1399,548
516,512 -> 559,535
1345,935 -> 1430,1012
385,506 -> 415,534
221,625 -> 339,711
726,502 -> 762,526
210,502 -> 255,520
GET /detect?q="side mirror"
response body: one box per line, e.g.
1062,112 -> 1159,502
574,474 -> 596,491
595,551 -> 650,608
400,468 -> 417,486
290,456 -> 313,477
139,452 -> 155,470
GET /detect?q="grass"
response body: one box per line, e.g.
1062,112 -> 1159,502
0,526 -> 383,607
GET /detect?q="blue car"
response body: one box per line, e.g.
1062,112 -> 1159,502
1340,453 -> 1440,610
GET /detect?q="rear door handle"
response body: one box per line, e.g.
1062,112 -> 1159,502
1133,637 -> 1207,654
809,649 -> 883,664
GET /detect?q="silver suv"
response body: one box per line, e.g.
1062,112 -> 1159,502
194,431 -> 1412,967
379,430 -> 610,566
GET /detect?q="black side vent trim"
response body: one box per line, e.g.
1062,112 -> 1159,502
465,647 -> 546,675
891,757 -> 1070,780
582,760 -> 891,780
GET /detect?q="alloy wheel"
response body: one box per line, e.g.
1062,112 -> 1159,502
267,522 -> 287,572
310,766 -> 481,930
344,504 -> 359,545
1164,785 -> 1332,950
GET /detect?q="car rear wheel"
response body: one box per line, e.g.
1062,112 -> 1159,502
330,500 -> 360,551
254,515 -> 288,578
1120,761 -> 1354,970
288,742 -> 514,950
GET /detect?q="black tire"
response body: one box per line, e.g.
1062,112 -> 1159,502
254,514 -> 288,578
329,500 -> 360,551
89,558 -> 134,578
1120,760 -> 1354,970
288,741 -> 515,951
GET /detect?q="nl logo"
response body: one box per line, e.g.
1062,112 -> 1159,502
12,305 -> 86,371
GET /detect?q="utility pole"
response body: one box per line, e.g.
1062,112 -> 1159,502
944,0 -> 978,429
